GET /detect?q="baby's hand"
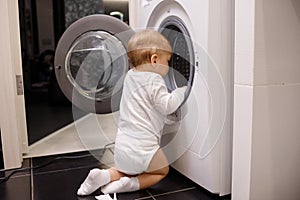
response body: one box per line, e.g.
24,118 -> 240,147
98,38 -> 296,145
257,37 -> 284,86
166,111 -> 180,124
180,86 -> 187,90
165,106 -> 188,124
178,86 -> 187,93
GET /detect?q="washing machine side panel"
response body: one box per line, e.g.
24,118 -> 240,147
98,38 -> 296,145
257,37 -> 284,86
197,0 -> 233,195
217,0 -> 235,195
171,148 -> 221,194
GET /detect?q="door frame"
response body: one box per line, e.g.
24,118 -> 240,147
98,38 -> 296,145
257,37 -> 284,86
0,0 -> 28,169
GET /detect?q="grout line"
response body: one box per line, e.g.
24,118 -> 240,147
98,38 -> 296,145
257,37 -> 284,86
31,149 -> 115,176
32,164 -> 101,176
30,158 -> 34,200
134,195 -> 154,200
134,187 -> 197,200
134,190 -> 156,200
235,82 -> 300,87
146,190 -> 156,200
0,173 -> 30,180
151,187 -> 196,198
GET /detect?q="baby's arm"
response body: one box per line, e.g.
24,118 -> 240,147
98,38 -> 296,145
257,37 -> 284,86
151,77 -> 186,115
165,86 -> 187,124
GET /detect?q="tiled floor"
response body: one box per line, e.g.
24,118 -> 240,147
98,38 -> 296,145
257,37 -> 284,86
0,149 -> 230,200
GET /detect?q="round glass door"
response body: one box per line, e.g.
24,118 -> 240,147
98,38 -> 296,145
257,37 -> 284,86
159,17 -> 195,104
55,15 -> 134,114
66,31 -> 127,102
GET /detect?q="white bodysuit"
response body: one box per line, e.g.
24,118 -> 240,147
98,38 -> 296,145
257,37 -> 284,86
114,69 -> 186,175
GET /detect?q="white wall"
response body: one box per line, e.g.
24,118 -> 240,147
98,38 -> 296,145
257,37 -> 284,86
233,0 -> 300,199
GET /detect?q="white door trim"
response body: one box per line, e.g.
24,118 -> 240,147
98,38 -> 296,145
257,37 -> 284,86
0,0 -> 28,169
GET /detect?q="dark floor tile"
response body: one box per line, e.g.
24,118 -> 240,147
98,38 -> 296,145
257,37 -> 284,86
32,150 -> 106,173
153,187 -> 216,200
77,188 -> 152,200
115,190 -> 152,200
0,155 -> 3,170
0,174 -> 31,200
77,196 -> 98,200
0,158 -> 31,179
147,167 -> 197,195
134,198 -> 154,200
29,152 -> 230,200
220,194 -> 231,200
32,165 -> 152,200
33,166 -> 92,200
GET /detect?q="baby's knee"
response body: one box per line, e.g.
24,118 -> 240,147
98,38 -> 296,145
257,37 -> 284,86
160,165 -> 169,177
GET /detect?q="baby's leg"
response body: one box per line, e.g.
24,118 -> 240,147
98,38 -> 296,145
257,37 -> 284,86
138,148 -> 169,189
77,167 -> 124,196
101,149 -> 169,194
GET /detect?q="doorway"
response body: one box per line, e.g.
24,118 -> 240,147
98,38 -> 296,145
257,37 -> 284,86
18,0 -> 103,146
18,0 -> 129,157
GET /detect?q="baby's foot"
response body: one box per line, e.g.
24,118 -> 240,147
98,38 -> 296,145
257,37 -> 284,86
77,168 -> 110,196
101,177 -> 140,194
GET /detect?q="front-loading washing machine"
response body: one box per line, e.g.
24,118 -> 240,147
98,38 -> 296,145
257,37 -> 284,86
129,0 -> 234,196
54,0 -> 233,196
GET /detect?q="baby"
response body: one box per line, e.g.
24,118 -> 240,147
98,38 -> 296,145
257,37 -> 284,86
77,29 -> 186,195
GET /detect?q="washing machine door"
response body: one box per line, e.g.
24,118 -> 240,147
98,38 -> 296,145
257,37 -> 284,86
54,15 -> 134,114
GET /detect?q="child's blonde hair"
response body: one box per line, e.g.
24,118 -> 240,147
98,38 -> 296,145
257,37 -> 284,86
127,29 -> 172,68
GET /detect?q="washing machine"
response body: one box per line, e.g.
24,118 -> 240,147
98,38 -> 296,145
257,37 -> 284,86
54,0 -> 233,196
129,0 -> 234,196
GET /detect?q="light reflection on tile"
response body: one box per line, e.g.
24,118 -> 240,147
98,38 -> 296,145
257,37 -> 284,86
24,113 -> 118,158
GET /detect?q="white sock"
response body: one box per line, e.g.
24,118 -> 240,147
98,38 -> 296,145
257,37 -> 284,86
77,168 -> 110,196
101,177 -> 140,194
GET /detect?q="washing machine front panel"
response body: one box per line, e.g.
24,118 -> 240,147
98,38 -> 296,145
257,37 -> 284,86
139,0 -> 233,196
55,15 -> 134,114
144,0 -> 209,177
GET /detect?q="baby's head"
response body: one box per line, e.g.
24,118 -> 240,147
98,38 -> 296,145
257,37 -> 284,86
127,29 -> 172,68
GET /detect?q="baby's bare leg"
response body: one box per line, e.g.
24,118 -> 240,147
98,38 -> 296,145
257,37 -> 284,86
138,148 -> 169,189
108,167 -> 126,181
